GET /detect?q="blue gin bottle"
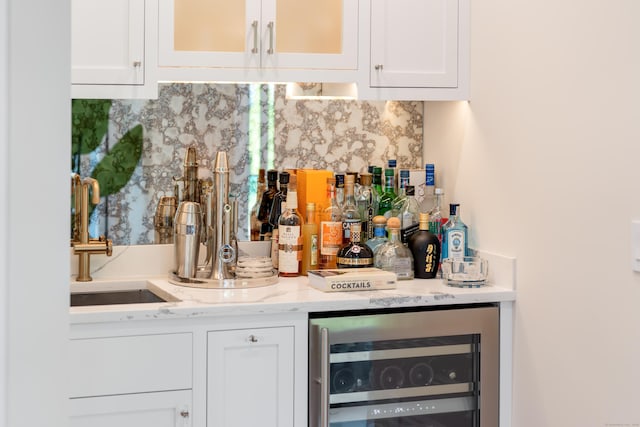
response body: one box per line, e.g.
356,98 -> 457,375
441,203 -> 468,260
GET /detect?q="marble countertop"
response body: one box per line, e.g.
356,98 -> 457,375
69,275 -> 516,324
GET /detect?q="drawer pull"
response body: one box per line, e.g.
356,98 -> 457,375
248,334 -> 258,343
180,410 -> 190,418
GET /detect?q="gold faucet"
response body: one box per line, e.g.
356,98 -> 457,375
71,174 -> 113,281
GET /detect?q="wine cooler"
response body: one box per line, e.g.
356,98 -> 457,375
309,305 -> 499,427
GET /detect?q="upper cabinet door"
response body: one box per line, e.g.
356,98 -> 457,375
71,0 -> 145,85
370,0 -> 459,88
158,0 -> 358,70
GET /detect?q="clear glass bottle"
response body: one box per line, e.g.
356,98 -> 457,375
378,168 -> 397,217
301,202 -> 319,275
319,178 -> 343,269
335,173 -> 345,208
391,169 -> 411,217
441,203 -> 469,260
417,163 -> 435,214
429,188 -> 444,240
408,213 -> 441,279
278,184 -> 303,277
336,222 -> 374,268
249,168 -> 266,240
341,174 -> 361,245
257,169 -> 278,241
387,159 -> 397,193
398,185 -> 420,243
356,173 -> 378,242
374,217 -> 414,280
366,215 -> 388,254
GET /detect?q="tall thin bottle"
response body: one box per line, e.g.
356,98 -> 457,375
319,178 -> 343,269
278,180 -> 303,277
341,174 -> 361,245
335,173 -> 345,208
378,168 -> 397,217
429,188 -> 444,240
249,168 -> 266,240
356,173 -> 377,242
257,169 -> 278,241
269,171 -> 289,268
417,163 -> 436,214
301,202 -> 319,275
408,213 -> 441,279
441,203 -> 469,260
372,167 -> 383,202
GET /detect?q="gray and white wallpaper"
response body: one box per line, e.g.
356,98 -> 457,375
79,83 -> 424,245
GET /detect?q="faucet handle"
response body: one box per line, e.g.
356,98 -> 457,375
99,235 -> 113,256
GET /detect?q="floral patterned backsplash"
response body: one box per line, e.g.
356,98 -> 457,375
75,83 -> 424,245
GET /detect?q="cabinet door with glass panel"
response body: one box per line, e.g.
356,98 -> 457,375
158,0 -> 358,70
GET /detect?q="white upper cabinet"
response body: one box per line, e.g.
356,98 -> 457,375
71,0 -> 158,98
157,0 -> 358,81
359,0 -> 469,100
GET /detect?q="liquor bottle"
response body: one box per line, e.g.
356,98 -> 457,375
249,168 -> 266,240
378,168 -> 397,217
346,171 -> 360,198
429,188 -> 444,239
417,163 -> 435,213
366,215 -> 388,254
301,202 -> 319,275
336,222 -> 374,268
356,173 -> 377,242
278,181 -> 303,277
335,173 -> 345,208
269,171 -> 289,268
441,203 -> 469,260
374,217 -> 414,280
319,178 -> 343,269
372,166 -> 383,201
387,159 -> 397,193
341,174 -> 361,245
398,185 -> 420,243
408,213 -> 441,279
257,169 -> 278,240
391,169 -> 411,217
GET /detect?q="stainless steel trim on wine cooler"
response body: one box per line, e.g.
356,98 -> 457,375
309,306 -> 500,427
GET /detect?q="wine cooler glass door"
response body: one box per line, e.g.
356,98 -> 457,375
309,306 -> 499,427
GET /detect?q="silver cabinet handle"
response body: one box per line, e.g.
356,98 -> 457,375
374,64 -> 383,70
320,327 -> 329,427
267,21 -> 274,54
251,20 -> 259,54
248,334 -> 258,343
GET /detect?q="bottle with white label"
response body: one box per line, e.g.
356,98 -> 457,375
278,187 -> 303,277
441,204 -> 469,260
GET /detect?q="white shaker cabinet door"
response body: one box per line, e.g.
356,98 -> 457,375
71,0 -> 145,85
207,327 -> 295,427
70,390 -> 192,427
370,0 -> 459,88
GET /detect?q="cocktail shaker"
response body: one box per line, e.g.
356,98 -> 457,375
174,201 -> 202,279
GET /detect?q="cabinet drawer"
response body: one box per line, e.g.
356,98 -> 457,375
70,333 -> 192,398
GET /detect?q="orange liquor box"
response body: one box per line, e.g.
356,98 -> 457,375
296,169 -> 333,222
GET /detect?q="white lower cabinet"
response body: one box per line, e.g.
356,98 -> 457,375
70,390 -> 192,427
207,327 -> 295,427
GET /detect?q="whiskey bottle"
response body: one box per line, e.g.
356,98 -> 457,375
408,213 -> 441,279
319,178 -> 343,269
336,222 -> 374,268
278,183 -> 303,277
374,217 -> 414,280
301,202 -> 319,275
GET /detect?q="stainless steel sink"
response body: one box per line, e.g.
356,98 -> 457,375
70,280 -> 179,307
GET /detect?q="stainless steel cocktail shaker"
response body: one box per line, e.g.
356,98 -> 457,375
174,201 -> 201,279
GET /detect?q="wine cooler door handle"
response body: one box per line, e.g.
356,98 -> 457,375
320,327 -> 330,427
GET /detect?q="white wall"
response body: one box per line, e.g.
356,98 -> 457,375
425,0 -> 640,425
2,1 -> 70,426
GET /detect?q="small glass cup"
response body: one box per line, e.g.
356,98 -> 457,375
441,256 -> 489,288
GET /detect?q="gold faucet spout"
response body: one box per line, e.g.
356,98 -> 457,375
71,176 -> 112,281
